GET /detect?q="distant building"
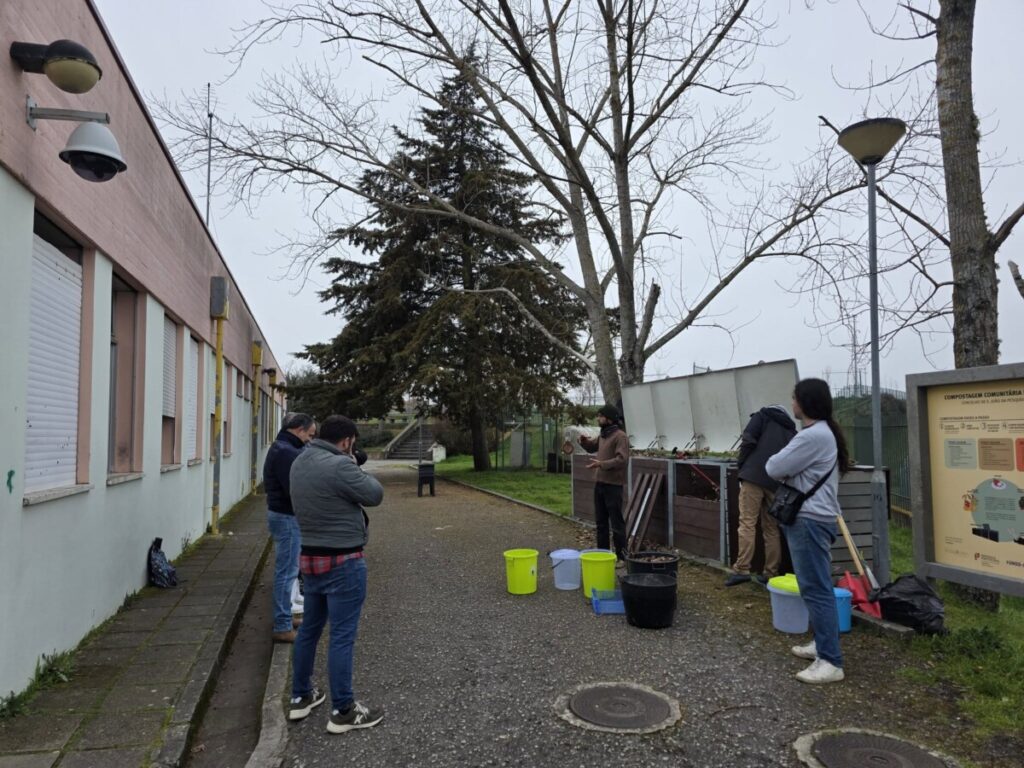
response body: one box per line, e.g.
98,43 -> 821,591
0,0 -> 286,697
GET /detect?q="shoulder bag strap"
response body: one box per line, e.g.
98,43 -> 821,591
803,458 -> 838,500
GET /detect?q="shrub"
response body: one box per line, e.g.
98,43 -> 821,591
432,421 -> 474,456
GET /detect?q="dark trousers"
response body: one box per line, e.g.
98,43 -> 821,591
594,482 -> 626,558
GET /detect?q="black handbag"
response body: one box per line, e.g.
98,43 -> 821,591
767,459 -> 837,526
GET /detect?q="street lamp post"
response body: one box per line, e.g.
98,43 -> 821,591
837,117 -> 907,587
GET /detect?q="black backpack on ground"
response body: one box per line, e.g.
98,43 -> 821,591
147,537 -> 178,588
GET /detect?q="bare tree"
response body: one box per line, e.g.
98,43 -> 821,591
159,0 -> 869,404
1010,261 -> 1024,303
853,0 -> 1024,369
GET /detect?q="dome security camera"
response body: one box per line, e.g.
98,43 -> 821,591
59,122 -> 127,182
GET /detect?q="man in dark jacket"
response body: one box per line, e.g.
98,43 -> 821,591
264,413 -> 317,642
726,404 -> 797,586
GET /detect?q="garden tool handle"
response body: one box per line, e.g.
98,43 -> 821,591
836,515 -> 866,579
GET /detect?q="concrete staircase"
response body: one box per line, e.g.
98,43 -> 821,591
387,421 -> 435,461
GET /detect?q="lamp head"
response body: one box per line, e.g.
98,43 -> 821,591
10,39 -> 102,94
837,118 -> 907,165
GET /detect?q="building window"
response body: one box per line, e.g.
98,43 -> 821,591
24,216 -> 84,492
109,276 -> 143,474
161,315 -> 180,465
184,335 -> 201,461
224,361 -> 233,454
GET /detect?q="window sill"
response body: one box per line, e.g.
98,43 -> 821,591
160,464 -> 182,474
223,452 -> 232,458
187,458 -> 203,467
23,484 -> 94,507
107,472 -> 144,487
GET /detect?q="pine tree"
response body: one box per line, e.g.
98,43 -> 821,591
301,65 -> 587,469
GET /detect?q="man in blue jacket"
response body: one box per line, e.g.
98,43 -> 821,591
287,415 -> 385,734
264,413 -> 317,642
726,405 -> 797,586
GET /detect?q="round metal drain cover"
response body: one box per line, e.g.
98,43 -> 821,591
556,682 -> 679,733
812,733 -> 951,768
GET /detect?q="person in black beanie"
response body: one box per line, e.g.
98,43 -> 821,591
264,413 -> 317,643
578,405 -> 630,559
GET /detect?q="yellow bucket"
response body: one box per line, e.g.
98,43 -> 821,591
503,549 -> 539,595
580,550 -> 618,598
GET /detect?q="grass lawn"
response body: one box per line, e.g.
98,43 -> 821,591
439,456 -> 1023,739
889,525 -> 1024,737
435,454 -> 572,517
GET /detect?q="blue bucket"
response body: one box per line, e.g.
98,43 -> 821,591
834,587 -> 853,633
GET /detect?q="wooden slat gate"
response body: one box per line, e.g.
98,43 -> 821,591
625,472 -> 665,554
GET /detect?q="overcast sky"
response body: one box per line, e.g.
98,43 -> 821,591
94,0 -> 1024,392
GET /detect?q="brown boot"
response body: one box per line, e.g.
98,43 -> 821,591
292,615 -> 303,628
272,629 -> 297,643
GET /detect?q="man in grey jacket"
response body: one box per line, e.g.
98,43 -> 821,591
286,415 -> 385,734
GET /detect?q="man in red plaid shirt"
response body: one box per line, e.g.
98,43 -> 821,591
286,415 -> 385,734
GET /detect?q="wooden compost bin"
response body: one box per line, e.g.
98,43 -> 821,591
572,456 -> 887,576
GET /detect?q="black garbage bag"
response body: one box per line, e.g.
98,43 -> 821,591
871,574 -> 946,635
147,537 -> 178,588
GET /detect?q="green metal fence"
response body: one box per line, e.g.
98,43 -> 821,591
835,413 -> 911,526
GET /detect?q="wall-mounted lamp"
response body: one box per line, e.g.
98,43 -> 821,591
24,96 -> 126,182
10,39 -> 102,94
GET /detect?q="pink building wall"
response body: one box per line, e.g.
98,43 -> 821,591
0,0 -> 285,383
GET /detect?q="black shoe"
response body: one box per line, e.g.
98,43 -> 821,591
288,688 -> 326,721
754,574 -> 769,586
327,701 -> 384,734
724,573 -> 751,587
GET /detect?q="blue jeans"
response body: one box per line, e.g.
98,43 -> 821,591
267,511 -> 300,633
292,557 -> 367,711
783,516 -> 843,668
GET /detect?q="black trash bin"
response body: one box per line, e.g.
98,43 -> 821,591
620,573 -> 677,629
625,551 -> 680,579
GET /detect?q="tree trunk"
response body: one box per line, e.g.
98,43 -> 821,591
469,406 -> 491,471
936,0 -> 999,611
937,0 -> 998,369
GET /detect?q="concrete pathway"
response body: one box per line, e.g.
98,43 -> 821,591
277,467 -> 990,768
0,494 -> 269,768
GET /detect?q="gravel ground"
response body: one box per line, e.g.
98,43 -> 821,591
282,466 -> 1007,768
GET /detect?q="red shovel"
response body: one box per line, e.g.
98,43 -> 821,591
837,516 -> 881,618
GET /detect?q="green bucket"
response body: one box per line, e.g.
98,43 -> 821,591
503,549 -> 539,595
580,550 -> 618,598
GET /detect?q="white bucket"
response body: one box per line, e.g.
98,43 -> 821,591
767,585 -> 810,633
550,548 -> 582,590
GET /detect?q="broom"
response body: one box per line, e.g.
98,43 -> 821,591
836,515 -> 881,618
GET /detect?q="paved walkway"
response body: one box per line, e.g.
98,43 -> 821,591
277,467 -> 991,768
0,494 -> 270,768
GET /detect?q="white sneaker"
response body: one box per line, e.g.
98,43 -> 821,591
791,639 -> 817,660
796,658 -> 844,684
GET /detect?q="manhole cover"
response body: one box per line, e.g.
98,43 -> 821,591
555,682 -> 680,733
811,732 -> 952,768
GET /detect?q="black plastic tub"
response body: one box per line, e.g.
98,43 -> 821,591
620,573 -> 678,629
625,550 -> 680,578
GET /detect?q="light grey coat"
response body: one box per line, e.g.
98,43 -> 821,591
289,439 -> 383,550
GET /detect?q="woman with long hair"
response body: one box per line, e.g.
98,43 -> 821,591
765,378 -> 850,684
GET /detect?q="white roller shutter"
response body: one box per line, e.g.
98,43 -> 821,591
24,236 -> 82,493
184,336 -> 199,459
162,316 -> 177,417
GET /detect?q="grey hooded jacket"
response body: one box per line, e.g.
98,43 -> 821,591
289,439 -> 384,551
